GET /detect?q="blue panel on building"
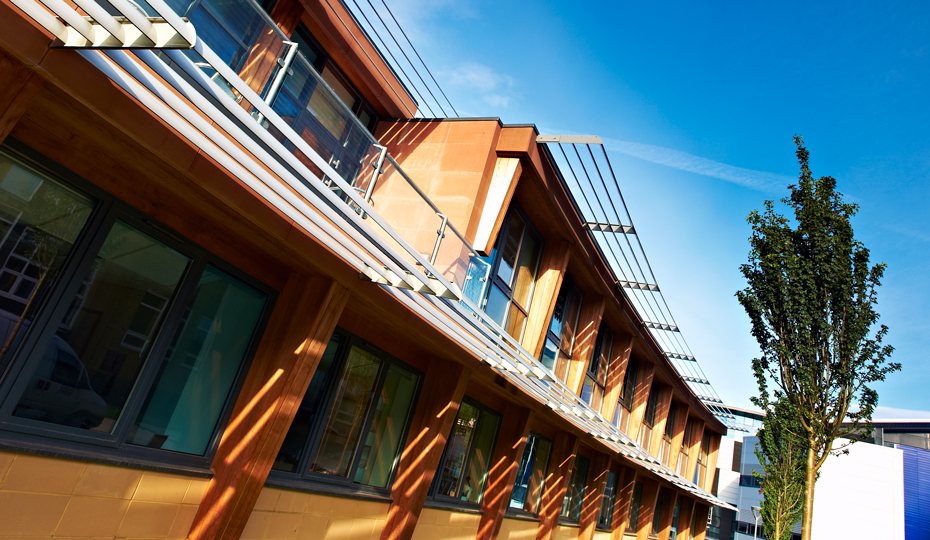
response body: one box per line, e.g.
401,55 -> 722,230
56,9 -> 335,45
901,445 -> 930,540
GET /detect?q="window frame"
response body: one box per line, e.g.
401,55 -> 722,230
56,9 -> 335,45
0,141 -> 276,472
638,386 -> 660,449
542,276 -> 583,381
266,328 -> 423,498
427,396 -> 502,508
581,324 -> 612,411
482,205 -> 544,341
596,469 -> 619,531
613,357 -> 638,433
559,453 -> 590,524
507,430 -> 553,517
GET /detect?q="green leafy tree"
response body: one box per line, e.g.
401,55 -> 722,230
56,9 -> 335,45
752,397 -> 806,540
736,136 -> 899,540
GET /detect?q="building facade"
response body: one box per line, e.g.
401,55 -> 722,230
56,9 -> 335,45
728,419 -> 930,540
0,1 -> 735,539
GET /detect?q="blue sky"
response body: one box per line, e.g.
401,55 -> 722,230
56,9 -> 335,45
377,0 -> 930,417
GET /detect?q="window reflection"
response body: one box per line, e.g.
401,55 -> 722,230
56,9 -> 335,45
509,432 -> 552,514
433,399 -> 501,505
13,221 -> 190,432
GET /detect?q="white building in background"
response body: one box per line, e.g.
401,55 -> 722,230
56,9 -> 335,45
724,417 -> 930,540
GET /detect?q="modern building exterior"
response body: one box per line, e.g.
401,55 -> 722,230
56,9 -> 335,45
727,417 -> 930,540
0,1 -> 738,540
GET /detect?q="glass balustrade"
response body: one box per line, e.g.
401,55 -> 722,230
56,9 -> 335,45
121,0 -> 492,304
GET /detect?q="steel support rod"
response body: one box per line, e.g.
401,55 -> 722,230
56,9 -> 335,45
430,214 -> 448,265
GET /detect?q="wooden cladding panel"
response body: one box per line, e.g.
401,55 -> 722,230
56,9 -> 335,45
566,295 -> 606,396
381,362 -> 471,540
189,274 -> 348,540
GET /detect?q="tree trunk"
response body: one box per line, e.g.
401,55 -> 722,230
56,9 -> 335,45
800,446 -> 816,540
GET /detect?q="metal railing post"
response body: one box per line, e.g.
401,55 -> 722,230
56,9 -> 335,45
365,144 -> 388,204
255,40 -> 298,124
430,214 -> 448,265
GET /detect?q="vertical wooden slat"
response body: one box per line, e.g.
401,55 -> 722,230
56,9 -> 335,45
478,405 -> 533,540
566,295 -> 605,396
685,420 -> 706,484
635,479 -> 660,540
702,433 -> 721,494
610,465 -> 637,540
627,363 -> 655,445
600,332 -> 633,424
578,451 -> 610,540
657,489 -> 678,540
649,387 -> 673,458
522,240 -> 570,357
381,361 -> 471,540
691,503 -> 710,540
667,405 -> 690,476
535,431 -> 578,540
676,497 -> 695,540
188,274 -> 349,540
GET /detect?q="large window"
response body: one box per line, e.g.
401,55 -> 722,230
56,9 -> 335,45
670,498 -> 682,539
638,386 -> 660,449
652,490 -> 666,537
597,470 -> 619,529
540,276 -> 583,381
581,324 -> 612,411
482,208 -> 543,340
430,397 -> 501,506
560,454 -> 589,523
613,357 -> 638,433
0,147 -> 272,465
509,431 -> 553,515
271,329 -> 421,492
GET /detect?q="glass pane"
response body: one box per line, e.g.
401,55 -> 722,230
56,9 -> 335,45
581,375 -> 594,405
321,66 -> 357,113
540,337 -> 558,371
547,286 -> 567,338
464,409 -> 499,504
511,229 -> 539,308
311,344 -> 382,477
273,334 -> 342,472
561,454 -> 588,521
354,362 -> 419,487
510,433 -> 551,514
128,265 -> 268,455
436,401 -> 479,498
0,156 -> 94,377
559,289 -> 582,355
629,482 -> 643,530
505,304 -> 526,340
496,214 -> 524,287
13,221 -> 189,432
598,471 -> 618,528
484,285 -> 509,327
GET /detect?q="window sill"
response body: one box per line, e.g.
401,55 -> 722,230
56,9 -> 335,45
557,519 -> 580,528
0,431 -> 213,477
503,510 -> 540,522
264,471 -> 394,503
422,499 -> 483,515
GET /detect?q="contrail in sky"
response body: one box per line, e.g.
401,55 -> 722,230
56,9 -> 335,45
601,137 -> 793,193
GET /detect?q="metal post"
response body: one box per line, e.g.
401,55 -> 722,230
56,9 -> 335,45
430,214 -> 448,265
752,505 -> 761,540
365,144 -> 388,204
255,40 -> 298,124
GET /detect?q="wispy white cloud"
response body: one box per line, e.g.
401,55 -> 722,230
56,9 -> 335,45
873,405 -> 930,420
443,62 -> 516,109
601,137 -> 793,193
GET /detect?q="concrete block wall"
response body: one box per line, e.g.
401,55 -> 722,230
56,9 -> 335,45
241,487 -> 390,540
0,450 -> 208,539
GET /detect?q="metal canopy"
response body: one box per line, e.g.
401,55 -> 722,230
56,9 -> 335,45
538,135 -> 745,432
